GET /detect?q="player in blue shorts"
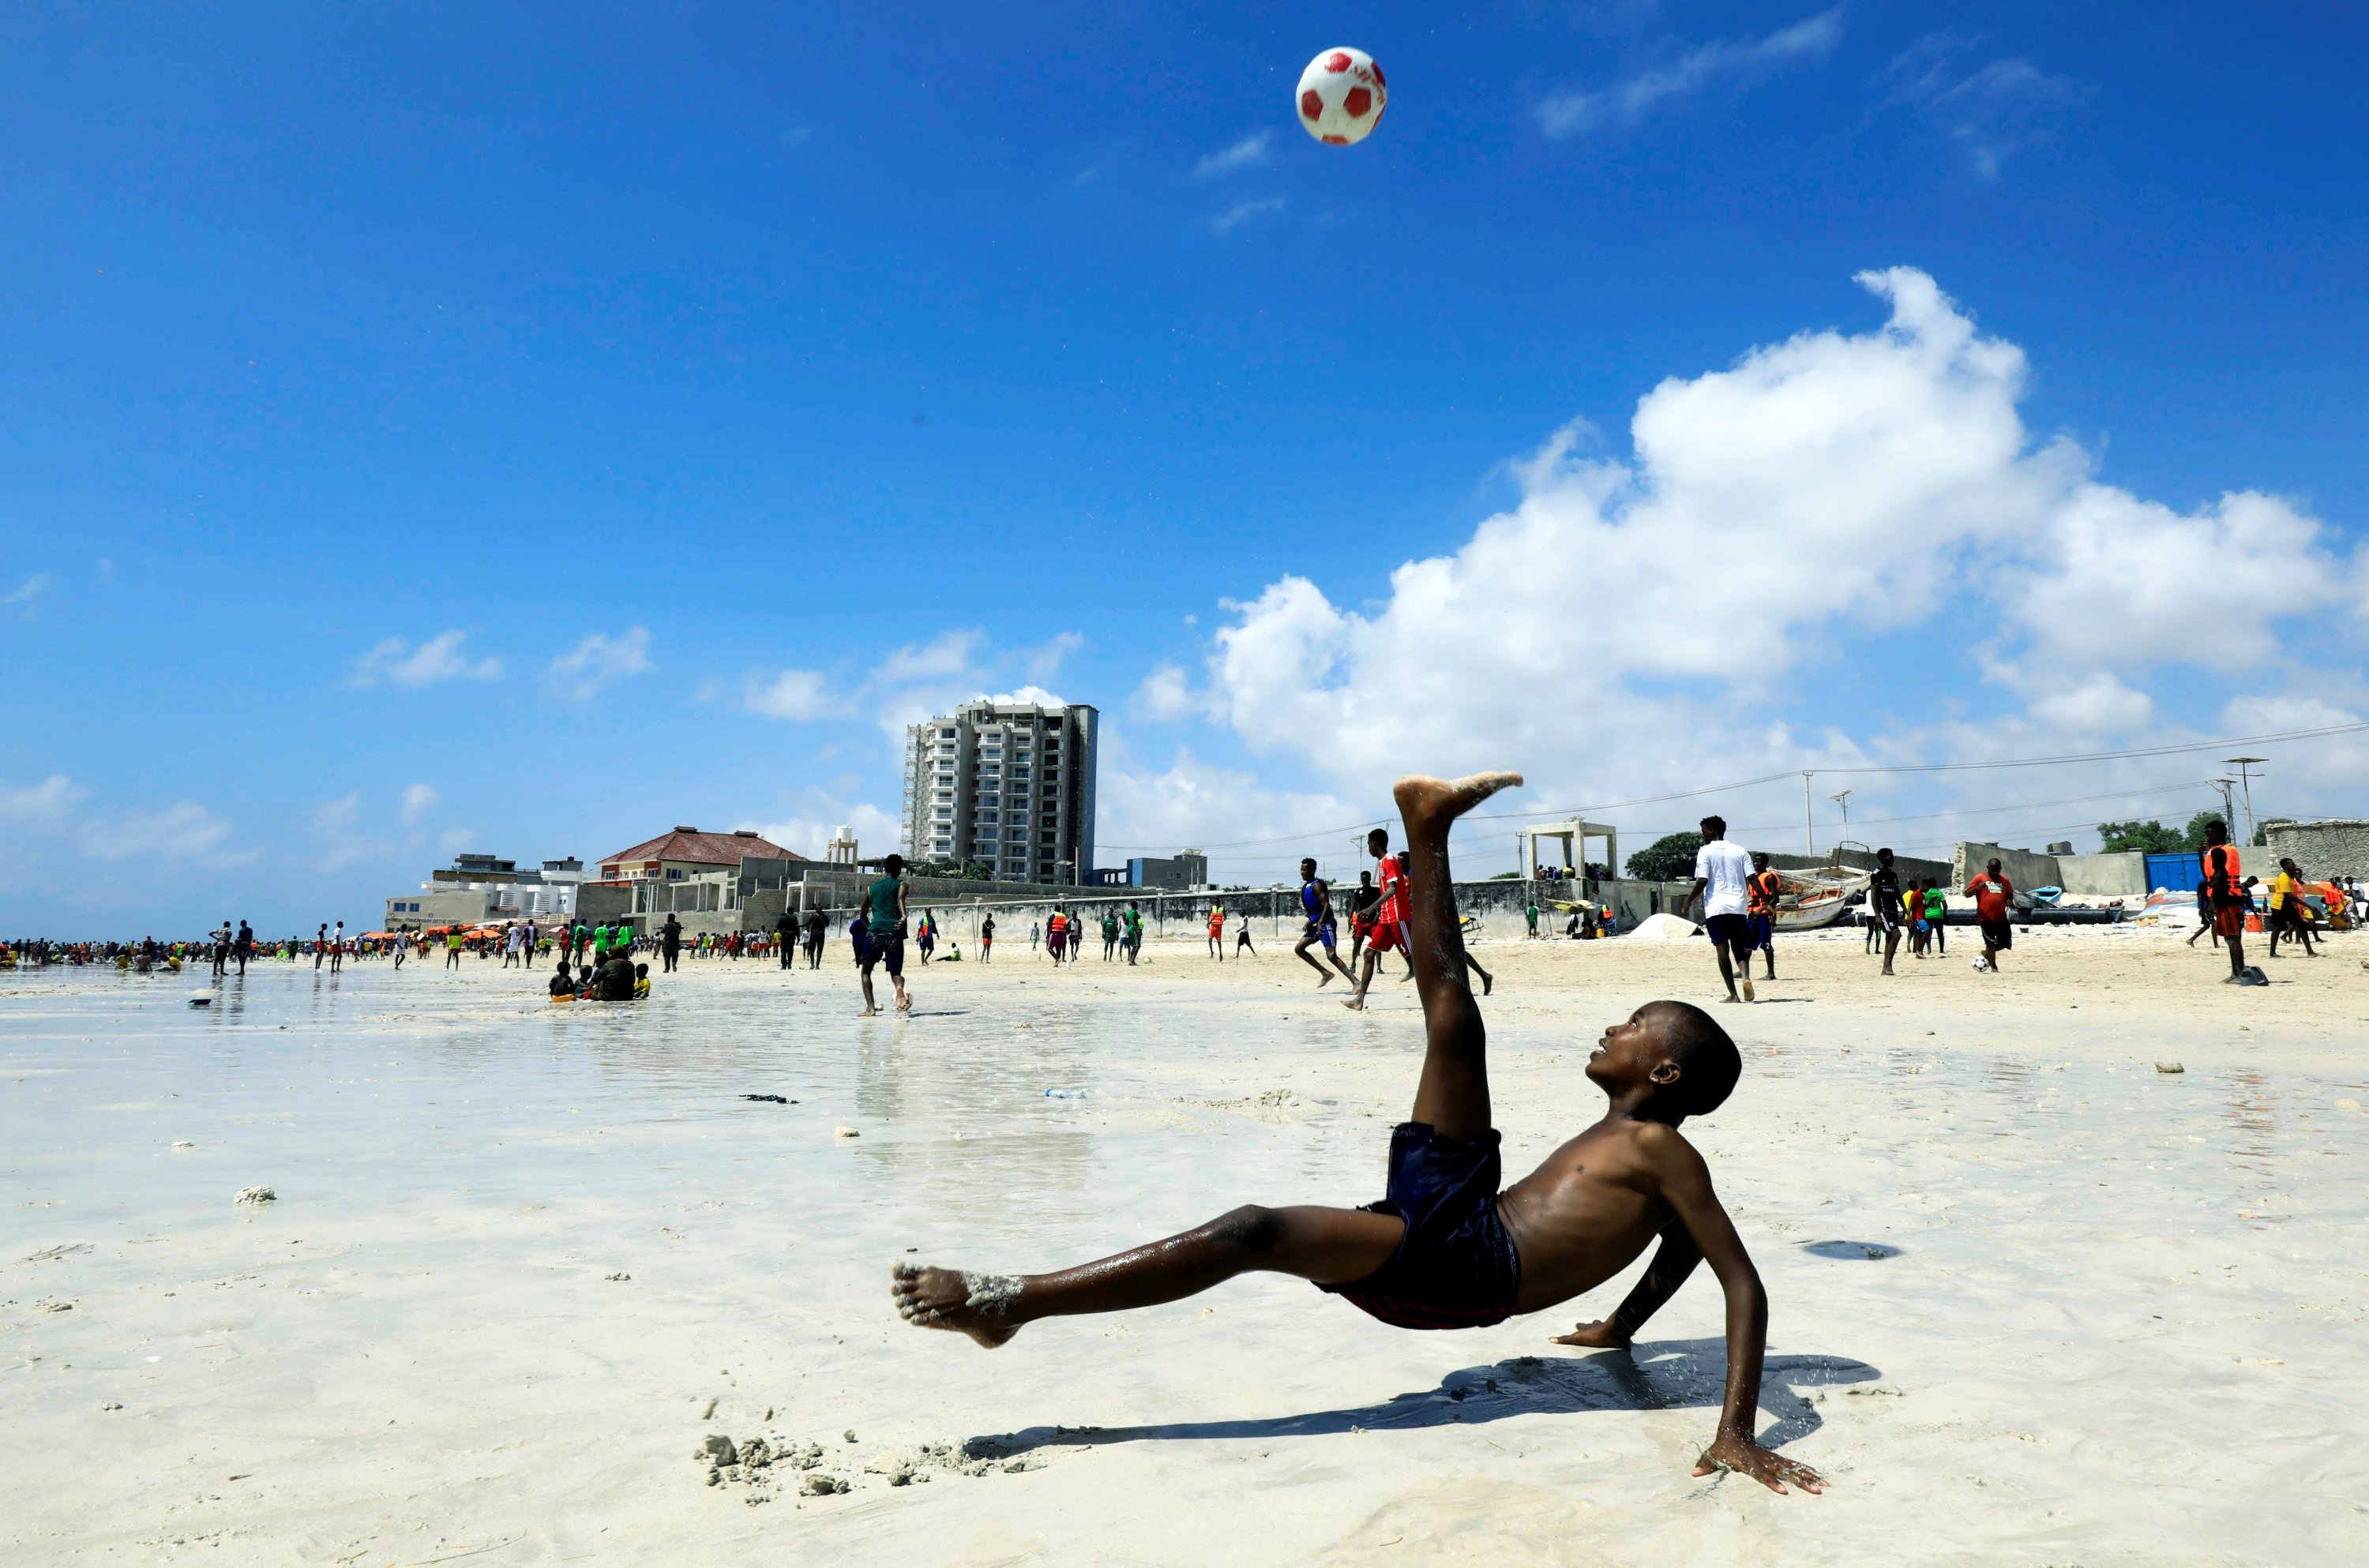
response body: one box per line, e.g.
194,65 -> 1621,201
1293,857 -> 1355,988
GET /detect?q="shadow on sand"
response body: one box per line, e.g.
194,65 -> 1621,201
968,1338 -> 1879,1460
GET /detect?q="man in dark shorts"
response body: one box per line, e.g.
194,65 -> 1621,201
979,913 -> 994,963
858,854 -> 912,1015
1867,848 -> 1905,977
2197,820 -> 2262,985
892,771 -> 1824,1497
2266,857 -> 2318,959
1745,853 -> 1782,981
1293,857 -> 1356,988
1962,857 -> 2014,973
1680,816 -> 1756,1003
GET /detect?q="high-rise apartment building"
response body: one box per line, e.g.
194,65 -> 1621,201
903,700 -> 1098,884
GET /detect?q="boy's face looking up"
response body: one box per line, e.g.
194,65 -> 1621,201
1586,1005 -> 1685,1097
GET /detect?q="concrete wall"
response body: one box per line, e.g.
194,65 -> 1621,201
2264,819 -> 2369,881
1952,842 -> 2060,892
2054,852 -> 2147,897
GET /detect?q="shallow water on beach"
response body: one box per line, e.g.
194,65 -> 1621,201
4,952 -> 2367,1565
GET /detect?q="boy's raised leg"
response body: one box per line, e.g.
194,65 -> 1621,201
1394,771 -> 1523,1142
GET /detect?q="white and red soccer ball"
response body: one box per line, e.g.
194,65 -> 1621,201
1295,47 -> 1387,147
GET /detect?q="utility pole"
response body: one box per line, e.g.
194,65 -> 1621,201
1801,772 -> 1815,856
2209,777 -> 2237,835
1829,790 -> 1853,846
2223,757 -> 2267,846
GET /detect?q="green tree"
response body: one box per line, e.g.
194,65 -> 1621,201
2182,810 -> 2224,851
1627,831 -> 1704,883
2097,819 -> 2184,854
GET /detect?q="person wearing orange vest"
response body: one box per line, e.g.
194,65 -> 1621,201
1744,853 -> 1782,983
2198,820 -> 2262,985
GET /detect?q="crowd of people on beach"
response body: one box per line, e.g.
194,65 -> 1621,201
13,815 -> 2360,1015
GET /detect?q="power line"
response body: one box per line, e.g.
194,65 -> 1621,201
1098,715 -> 2364,857
1181,778 -> 2222,876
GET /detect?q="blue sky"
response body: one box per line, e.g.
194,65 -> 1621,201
4,2 -> 2366,933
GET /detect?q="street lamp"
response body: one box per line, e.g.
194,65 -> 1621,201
2222,758 -> 2267,846
1828,789 -> 1853,846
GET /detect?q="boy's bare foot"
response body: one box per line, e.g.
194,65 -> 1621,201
1392,771 -> 1525,836
1342,998 -> 1365,1011
892,1262 -> 1021,1348
1316,970 -> 1333,988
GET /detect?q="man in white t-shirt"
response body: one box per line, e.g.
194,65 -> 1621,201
1679,814 -> 1757,1003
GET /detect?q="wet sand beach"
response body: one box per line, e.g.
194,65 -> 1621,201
4,926 -> 2366,1565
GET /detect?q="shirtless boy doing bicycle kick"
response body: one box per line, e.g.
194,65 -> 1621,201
893,771 -> 1825,1493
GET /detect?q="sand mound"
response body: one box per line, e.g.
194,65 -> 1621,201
1626,913 -> 1703,943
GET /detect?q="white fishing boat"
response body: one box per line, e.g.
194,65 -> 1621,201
1770,862 -> 1872,931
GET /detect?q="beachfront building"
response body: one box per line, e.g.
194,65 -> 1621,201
1126,852 -> 1209,891
597,827 -> 802,886
383,853 -> 587,929
901,700 -> 1100,885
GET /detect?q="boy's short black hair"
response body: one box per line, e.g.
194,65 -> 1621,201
1650,1000 -> 1742,1119
1701,815 -> 1726,838
884,853 -> 905,874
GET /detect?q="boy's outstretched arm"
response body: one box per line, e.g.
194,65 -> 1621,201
1641,1125 -> 1826,1495
1550,1218 -> 1702,1349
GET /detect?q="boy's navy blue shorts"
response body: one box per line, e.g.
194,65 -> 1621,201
1316,1122 -> 1522,1330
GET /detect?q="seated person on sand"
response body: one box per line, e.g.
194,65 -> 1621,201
894,772 -> 1824,1495
593,950 -> 641,1001
547,966 -> 576,1000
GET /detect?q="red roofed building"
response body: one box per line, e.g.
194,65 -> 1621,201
599,827 -> 804,884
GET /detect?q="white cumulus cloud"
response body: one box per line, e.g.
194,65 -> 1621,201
82,802 -> 239,863
400,783 -> 441,826
1211,197 -> 1287,236
1,774 -> 83,820
1153,268 -> 2367,827
1879,33 -> 2091,178
550,626 -> 651,699
1537,7 -> 1842,137
351,631 -> 503,689
744,668 -> 839,721
1194,130 -> 1273,180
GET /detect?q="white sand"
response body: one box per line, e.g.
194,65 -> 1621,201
3,925 -> 2367,1564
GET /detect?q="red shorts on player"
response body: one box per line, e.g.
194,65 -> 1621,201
1366,918 -> 1409,955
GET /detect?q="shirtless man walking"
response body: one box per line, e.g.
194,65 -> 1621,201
893,771 -> 1824,1495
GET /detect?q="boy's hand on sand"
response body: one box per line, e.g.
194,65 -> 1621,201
1693,1431 -> 1826,1495
1549,1319 -> 1630,1350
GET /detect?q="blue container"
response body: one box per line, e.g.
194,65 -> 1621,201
2145,851 -> 2202,893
